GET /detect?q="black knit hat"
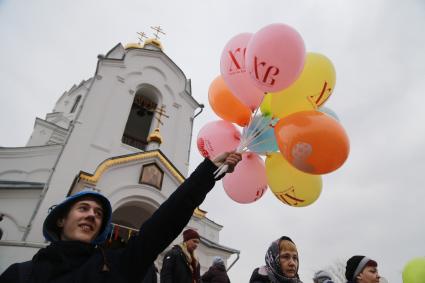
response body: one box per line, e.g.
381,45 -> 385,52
345,255 -> 377,281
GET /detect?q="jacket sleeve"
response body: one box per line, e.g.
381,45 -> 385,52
0,263 -> 20,282
159,249 -> 177,283
115,158 -> 218,282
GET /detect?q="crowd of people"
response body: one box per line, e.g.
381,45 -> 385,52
248,236 -> 380,283
0,152 -> 382,283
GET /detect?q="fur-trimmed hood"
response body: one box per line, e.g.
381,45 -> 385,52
42,190 -> 112,245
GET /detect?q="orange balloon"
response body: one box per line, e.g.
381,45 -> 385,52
208,76 -> 252,126
274,111 -> 349,174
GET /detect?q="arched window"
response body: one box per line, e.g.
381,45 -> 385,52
122,86 -> 158,150
70,95 -> 82,113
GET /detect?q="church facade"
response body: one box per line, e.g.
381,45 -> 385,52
0,39 -> 239,275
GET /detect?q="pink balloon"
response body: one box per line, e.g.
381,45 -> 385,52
220,33 -> 265,111
197,120 -> 241,159
223,153 -> 268,204
246,23 -> 306,92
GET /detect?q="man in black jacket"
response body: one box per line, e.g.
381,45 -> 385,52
160,228 -> 202,283
0,152 -> 241,283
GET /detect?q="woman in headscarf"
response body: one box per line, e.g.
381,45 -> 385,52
249,236 -> 303,283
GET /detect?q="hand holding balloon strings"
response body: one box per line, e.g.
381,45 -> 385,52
213,106 -> 277,178
212,151 -> 242,178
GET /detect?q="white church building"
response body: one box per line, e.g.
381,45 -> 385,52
0,37 -> 239,275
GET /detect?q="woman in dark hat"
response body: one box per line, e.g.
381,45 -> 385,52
345,255 -> 380,283
250,236 -> 303,283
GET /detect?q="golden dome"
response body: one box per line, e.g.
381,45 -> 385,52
124,42 -> 143,49
143,38 -> 163,51
147,128 -> 163,144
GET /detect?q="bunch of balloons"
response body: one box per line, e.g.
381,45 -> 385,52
197,23 -> 350,206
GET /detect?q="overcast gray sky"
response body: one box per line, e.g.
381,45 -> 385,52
1,0 -> 425,282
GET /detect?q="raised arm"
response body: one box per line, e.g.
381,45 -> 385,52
116,153 -> 241,282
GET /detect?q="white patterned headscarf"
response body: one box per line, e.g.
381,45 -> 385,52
264,236 -> 303,283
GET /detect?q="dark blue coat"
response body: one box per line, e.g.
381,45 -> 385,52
201,263 -> 231,283
0,159 -> 218,283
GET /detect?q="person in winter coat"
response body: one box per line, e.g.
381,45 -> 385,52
142,263 -> 158,283
201,256 -> 231,283
345,255 -> 380,283
160,228 -> 202,283
249,236 -> 303,283
0,152 -> 242,283
312,270 -> 334,283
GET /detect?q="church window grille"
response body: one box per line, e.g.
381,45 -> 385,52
122,90 -> 157,150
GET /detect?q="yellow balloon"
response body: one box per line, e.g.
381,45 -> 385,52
260,92 -> 272,116
270,90 -> 316,118
265,152 -> 322,207
270,52 -> 336,118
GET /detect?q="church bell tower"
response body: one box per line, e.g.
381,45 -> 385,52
1,28 -> 240,275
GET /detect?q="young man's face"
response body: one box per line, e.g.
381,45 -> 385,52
279,240 -> 299,278
57,198 -> 104,243
357,266 -> 380,283
185,238 -> 200,253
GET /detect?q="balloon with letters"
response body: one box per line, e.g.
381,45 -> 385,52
270,88 -> 316,119
275,111 -> 349,175
197,120 -> 241,159
223,153 -> 268,204
208,75 -> 252,127
266,153 -> 322,207
246,23 -> 306,93
270,52 -> 335,118
220,33 -> 265,110
304,53 -> 336,107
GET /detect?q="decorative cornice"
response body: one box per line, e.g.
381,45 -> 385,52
0,144 -> 62,157
35,118 -> 69,133
77,151 -> 209,219
78,150 -> 184,185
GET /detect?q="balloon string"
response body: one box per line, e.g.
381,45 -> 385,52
241,119 -> 271,150
241,117 -> 268,147
239,94 -> 267,147
242,135 -> 276,152
240,116 -> 277,151
214,95 -> 270,179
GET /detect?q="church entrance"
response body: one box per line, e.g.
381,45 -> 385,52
105,201 -> 157,248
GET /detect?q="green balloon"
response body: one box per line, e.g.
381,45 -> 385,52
403,257 -> 425,283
